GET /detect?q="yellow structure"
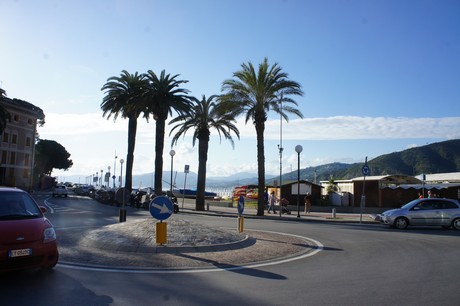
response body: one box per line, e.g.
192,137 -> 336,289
156,221 -> 167,244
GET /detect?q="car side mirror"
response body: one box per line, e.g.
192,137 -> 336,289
40,206 -> 48,214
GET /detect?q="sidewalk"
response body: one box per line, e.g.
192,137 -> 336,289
177,199 -> 378,224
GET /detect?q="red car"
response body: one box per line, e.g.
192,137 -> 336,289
0,187 -> 59,272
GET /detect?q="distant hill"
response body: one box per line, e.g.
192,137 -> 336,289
330,139 -> 460,180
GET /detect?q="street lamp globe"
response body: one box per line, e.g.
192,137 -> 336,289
295,145 -> 303,154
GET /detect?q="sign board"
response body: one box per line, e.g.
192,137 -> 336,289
184,165 -> 190,174
237,196 -> 245,215
362,165 -> 370,176
149,196 -> 173,221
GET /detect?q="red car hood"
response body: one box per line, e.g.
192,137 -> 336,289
0,218 -> 48,244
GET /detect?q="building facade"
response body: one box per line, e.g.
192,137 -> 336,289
0,98 -> 44,190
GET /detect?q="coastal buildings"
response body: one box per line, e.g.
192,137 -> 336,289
0,97 -> 44,190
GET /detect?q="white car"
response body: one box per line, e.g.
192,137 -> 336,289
378,198 -> 460,230
52,185 -> 68,197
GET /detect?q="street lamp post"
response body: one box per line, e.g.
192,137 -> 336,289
100,169 -> 103,187
169,149 -> 176,196
295,145 -> 303,218
278,93 -> 283,217
119,158 -> 126,222
107,166 -> 111,188
119,159 -> 124,188
113,153 -> 117,188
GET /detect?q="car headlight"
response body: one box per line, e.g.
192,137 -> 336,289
44,227 -> 56,243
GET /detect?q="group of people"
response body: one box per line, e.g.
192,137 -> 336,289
418,190 -> 440,199
264,189 -> 312,214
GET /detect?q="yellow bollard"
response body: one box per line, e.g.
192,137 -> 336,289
237,216 -> 244,232
156,221 -> 167,245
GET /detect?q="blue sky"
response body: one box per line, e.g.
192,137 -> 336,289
1,0 -> 459,183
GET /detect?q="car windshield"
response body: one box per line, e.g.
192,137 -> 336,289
400,199 -> 420,210
0,191 -> 42,220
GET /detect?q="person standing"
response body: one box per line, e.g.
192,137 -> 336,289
267,191 -> 277,214
304,193 -> 312,213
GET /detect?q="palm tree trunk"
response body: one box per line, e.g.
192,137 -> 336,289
255,122 -> 266,216
196,136 -> 209,211
154,118 -> 166,195
125,117 -> 137,192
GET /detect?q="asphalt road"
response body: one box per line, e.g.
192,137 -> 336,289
1,194 -> 459,306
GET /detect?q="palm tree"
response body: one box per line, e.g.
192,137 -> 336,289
170,95 -> 240,211
100,70 -> 148,191
0,88 -> 11,133
221,58 -> 304,216
144,70 -> 190,195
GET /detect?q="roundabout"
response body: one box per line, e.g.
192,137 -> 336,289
56,218 -> 323,273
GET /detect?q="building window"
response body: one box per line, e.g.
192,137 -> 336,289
26,137 -> 31,147
28,118 -> 33,125
23,169 -> 29,178
12,134 -> 18,145
1,151 -> 6,164
14,114 -> 19,122
25,154 -> 30,166
10,152 -> 16,164
3,132 -> 8,143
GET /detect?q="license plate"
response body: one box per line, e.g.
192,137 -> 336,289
8,248 -> 32,258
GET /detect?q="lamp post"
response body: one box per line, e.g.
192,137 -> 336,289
113,153 -> 117,188
107,166 -> 111,188
96,172 -> 98,186
278,93 -> 284,217
119,159 -> 124,188
295,145 -> 303,218
169,149 -> 176,196
100,169 -> 103,187
119,159 -> 125,222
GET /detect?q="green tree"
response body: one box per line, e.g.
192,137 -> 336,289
144,70 -> 190,195
101,70 -> 148,191
0,88 -> 11,133
170,95 -> 240,210
221,58 -> 304,216
35,139 -> 73,175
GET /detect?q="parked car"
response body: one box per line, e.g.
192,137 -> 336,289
0,187 -> 59,272
52,184 -> 68,197
377,198 -> 460,230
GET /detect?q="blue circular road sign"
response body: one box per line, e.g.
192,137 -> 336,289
237,196 -> 245,215
362,165 -> 370,176
149,196 -> 174,221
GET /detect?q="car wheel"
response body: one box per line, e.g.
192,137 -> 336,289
452,218 -> 460,230
394,217 -> 409,229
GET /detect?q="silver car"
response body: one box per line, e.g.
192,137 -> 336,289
52,185 -> 68,197
378,198 -> 460,230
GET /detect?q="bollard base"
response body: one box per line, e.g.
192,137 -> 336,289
119,208 -> 127,222
156,222 -> 167,244
237,216 -> 244,232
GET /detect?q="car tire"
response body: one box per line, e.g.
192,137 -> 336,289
452,218 -> 460,230
394,217 -> 409,229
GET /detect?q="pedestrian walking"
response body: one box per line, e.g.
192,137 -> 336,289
264,189 -> 269,210
267,191 -> 277,214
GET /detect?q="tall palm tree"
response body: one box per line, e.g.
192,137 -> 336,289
100,70 -> 148,191
0,88 -> 11,133
221,58 -> 304,216
144,70 -> 190,195
170,95 -> 240,211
